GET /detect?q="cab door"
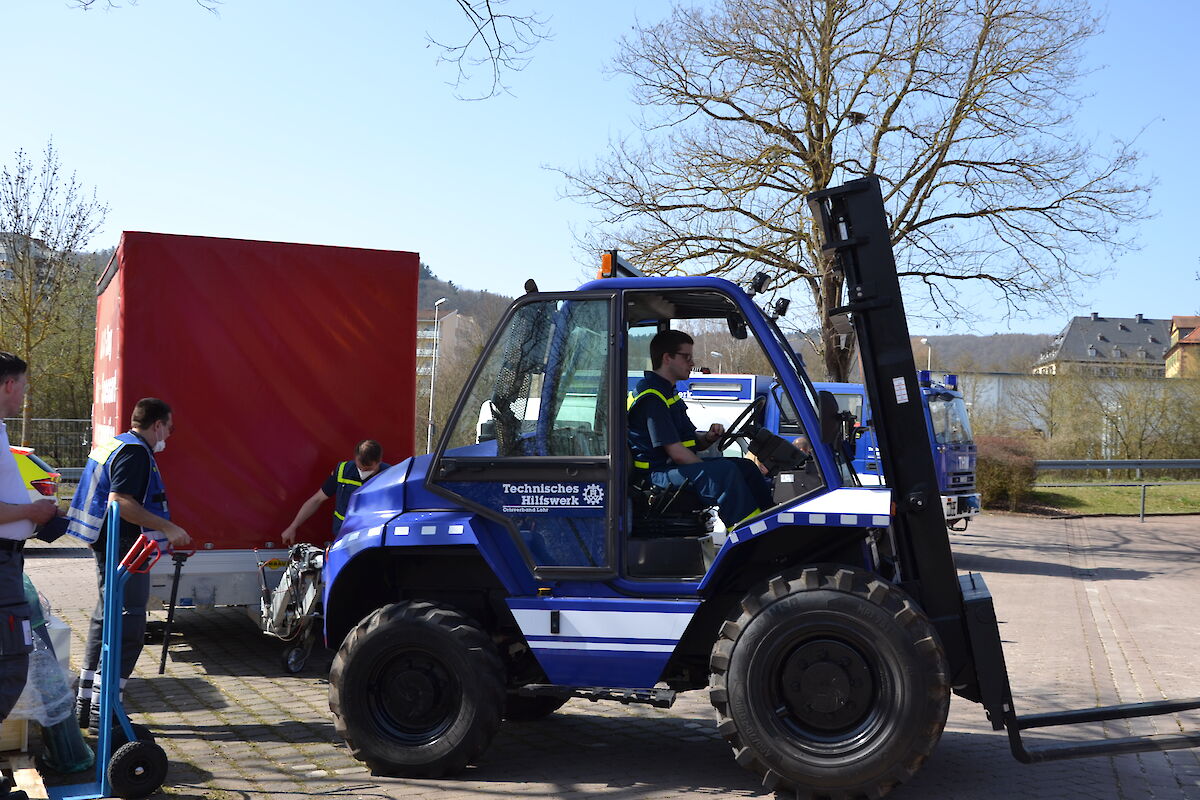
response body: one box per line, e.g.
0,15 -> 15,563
427,292 -> 618,578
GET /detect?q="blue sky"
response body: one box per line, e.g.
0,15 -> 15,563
3,1 -> 1196,336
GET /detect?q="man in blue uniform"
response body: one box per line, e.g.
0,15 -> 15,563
280,439 -> 390,544
628,331 -> 772,527
67,397 -> 191,728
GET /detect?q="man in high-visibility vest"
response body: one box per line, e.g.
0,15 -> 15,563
628,330 -> 771,528
280,440 -> 390,544
66,396 -> 191,729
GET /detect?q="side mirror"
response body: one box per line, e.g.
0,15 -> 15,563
818,390 -> 840,445
727,314 -> 748,340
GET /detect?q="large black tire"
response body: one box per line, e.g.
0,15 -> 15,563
329,601 -> 505,777
710,566 -> 949,799
503,693 -> 569,721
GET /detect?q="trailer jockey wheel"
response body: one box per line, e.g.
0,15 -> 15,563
329,601 -> 505,777
710,565 -> 950,798
282,629 -> 317,674
107,739 -> 169,799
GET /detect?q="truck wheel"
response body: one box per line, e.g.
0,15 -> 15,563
503,693 -> 568,721
329,601 -> 504,776
710,566 -> 949,799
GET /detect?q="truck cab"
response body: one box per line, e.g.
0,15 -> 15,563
816,376 -> 980,528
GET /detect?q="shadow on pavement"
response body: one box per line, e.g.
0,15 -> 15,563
953,551 -> 1154,581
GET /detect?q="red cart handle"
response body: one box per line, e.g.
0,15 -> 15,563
120,535 -> 163,574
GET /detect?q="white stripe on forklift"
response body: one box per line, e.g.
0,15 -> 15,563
530,640 -> 676,653
512,609 -> 692,640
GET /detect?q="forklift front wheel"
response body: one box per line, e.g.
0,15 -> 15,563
710,565 -> 950,798
329,601 -> 505,777
107,739 -> 169,799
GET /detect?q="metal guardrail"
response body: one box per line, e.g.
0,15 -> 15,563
1035,459 -> 1200,522
1036,459 -> 1200,471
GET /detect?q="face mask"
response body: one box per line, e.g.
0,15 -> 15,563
154,439 -> 166,454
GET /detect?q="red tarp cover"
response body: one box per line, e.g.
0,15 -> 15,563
93,232 -> 418,549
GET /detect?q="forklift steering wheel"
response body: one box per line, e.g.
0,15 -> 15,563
717,395 -> 767,451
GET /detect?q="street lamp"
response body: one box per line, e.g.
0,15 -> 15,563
920,337 -> 932,371
427,297 -> 447,454
710,350 -> 723,373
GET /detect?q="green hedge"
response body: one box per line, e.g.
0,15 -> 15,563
976,436 -> 1037,511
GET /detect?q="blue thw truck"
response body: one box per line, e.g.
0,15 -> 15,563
320,177 -> 1200,798
814,376 -> 980,528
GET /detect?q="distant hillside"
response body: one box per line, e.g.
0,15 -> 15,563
907,333 -> 1053,374
413,263 -> 1052,376
416,262 -> 512,330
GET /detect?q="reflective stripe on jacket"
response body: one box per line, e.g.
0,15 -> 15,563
332,460 -> 391,535
66,432 -> 169,544
627,373 -> 699,471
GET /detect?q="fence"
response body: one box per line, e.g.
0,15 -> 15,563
1035,459 -> 1200,522
2,418 -> 91,468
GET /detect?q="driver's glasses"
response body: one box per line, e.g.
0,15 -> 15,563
671,352 -> 695,363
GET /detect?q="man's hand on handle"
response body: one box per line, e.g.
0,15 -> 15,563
162,521 -> 191,548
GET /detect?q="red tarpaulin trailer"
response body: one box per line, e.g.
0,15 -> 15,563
92,232 -> 419,607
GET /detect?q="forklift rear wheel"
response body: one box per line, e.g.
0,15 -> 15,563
107,739 -> 168,799
710,565 -> 949,799
503,693 -> 569,721
329,601 -> 505,776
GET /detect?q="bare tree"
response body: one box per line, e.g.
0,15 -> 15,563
431,0 -> 551,99
69,0 -> 549,100
0,141 -> 108,442
71,0 -> 221,11
561,0 -> 1150,381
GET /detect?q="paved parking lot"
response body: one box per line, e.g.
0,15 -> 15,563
21,512 -> 1200,799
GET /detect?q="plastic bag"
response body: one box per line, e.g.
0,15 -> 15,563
9,630 -> 74,726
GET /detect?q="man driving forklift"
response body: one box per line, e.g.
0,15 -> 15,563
628,330 -> 772,527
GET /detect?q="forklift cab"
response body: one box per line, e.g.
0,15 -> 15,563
428,274 -> 848,585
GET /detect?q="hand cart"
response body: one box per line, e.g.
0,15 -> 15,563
54,501 -> 169,800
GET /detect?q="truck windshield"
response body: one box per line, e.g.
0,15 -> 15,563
927,396 -> 973,445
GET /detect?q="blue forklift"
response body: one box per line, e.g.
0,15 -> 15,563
321,177 -> 1200,798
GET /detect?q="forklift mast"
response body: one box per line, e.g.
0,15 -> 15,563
809,175 -> 1200,763
806,177 -> 973,683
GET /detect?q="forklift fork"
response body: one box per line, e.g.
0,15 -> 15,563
962,573 -> 1200,763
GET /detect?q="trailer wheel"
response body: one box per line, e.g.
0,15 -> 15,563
710,566 -> 949,799
503,693 -> 569,721
329,601 -> 504,776
107,740 -> 168,799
